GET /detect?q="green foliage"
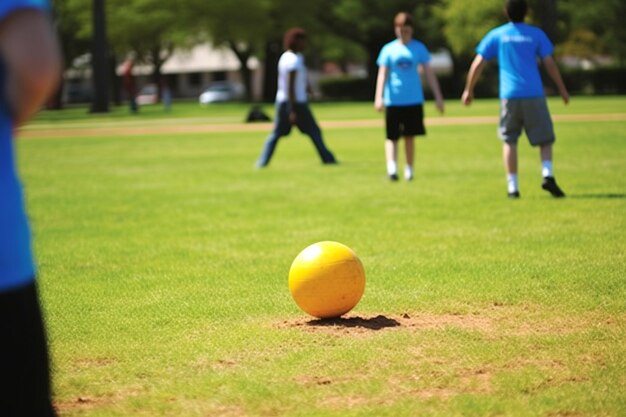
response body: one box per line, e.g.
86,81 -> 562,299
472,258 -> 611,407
437,0 -> 504,59
318,76 -> 371,101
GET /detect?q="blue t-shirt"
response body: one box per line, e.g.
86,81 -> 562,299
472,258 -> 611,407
1,0 -> 49,293
476,22 -> 554,99
377,39 -> 431,106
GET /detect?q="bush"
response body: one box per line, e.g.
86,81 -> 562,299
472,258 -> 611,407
318,76 -> 372,101
561,67 -> 626,95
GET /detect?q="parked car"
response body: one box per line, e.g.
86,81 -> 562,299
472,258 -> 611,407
136,84 -> 158,105
199,82 -> 244,104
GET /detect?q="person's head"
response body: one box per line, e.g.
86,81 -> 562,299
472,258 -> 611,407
283,27 -> 307,52
505,0 -> 527,23
393,12 -> 414,43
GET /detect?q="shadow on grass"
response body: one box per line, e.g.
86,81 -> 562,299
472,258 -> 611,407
306,315 -> 401,330
568,193 -> 626,199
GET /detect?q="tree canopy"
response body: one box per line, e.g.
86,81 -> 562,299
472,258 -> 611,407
53,0 -> 624,109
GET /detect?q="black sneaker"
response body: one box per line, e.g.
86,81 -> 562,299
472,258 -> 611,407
388,173 -> 399,182
508,191 -> 520,198
542,176 -> 565,198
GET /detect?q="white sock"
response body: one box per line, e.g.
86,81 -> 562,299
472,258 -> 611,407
387,160 -> 397,176
542,160 -> 553,178
404,165 -> 413,179
507,174 -> 518,193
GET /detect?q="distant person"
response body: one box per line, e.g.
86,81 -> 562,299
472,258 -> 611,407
0,1 -> 62,416
256,27 -> 337,168
374,12 -> 444,181
122,54 -> 138,113
462,0 -> 570,198
162,79 -> 172,112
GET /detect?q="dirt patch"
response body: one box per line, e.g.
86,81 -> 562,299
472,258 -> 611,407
19,113 -> 626,139
277,312 -> 494,336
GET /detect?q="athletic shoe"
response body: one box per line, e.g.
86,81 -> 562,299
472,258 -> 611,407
542,176 -> 565,198
508,191 -> 520,198
405,173 -> 413,181
389,173 -> 399,182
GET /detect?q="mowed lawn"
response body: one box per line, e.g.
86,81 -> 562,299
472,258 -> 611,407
18,97 -> 626,416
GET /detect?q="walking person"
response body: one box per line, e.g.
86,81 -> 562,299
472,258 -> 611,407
374,12 -> 444,181
256,27 -> 337,168
462,0 -> 570,198
1,1 -> 62,415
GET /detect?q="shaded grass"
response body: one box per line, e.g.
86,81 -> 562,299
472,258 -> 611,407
18,97 -> 626,416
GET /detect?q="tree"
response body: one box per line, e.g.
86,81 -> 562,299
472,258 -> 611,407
184,0 -> 324,101
106,0 -> 185,101
91,0 -> 109,113
559,0 -> 626,65
316,0 -> 444,92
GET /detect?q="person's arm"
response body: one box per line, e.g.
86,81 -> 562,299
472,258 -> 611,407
542,55 -> 570,104
287,69 -> 297,124
422,62 -> 444,114
374,65 -> 387,112
461,55 -> 487,106
0,9 -> 62,127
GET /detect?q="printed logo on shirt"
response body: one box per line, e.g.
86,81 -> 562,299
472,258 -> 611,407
396,58 -> 413,70
502,35 -> 532,44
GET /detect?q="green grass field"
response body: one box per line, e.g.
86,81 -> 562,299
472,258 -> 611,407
19,97 -> 626,416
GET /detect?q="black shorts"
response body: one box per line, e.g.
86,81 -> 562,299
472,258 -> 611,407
0,282 -> 57,417
385,104 -> 425,140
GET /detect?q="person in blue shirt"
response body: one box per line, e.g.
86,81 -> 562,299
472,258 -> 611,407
0,1 -> 62,415
462,0 -> 570,198
375,12 -> 444,181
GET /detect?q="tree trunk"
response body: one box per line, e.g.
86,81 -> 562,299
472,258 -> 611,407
262,40 -> 281,103
228,41 -> 253,101
90,0 -> 109,113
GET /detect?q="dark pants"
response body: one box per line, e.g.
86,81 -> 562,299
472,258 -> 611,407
257,102 -> 337,167
0,282 -> 56,417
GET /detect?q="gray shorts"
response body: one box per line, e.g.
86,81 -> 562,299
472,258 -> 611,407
498,98 -> 555,146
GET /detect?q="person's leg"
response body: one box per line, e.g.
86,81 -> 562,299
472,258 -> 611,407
400,105 -> 423,181
499,99 -> 523,197
384,107 -> 402,180
523,98 -> 565,197
403,135 -> 414,180
540,143 -> 553,176
0,282 -> 57,417
503,142 -> 519,197
256,103 -> 291,168
295,104 -> 337,164
539,143 -> 565,197
385,139 -> 398,180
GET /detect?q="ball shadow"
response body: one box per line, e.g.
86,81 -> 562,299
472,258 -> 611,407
306,315 -> 401,330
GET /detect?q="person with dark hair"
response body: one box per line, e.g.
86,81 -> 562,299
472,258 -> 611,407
462,0 -> 570,198
374,12 -> 444,182
1,1 -> 62,416
256,27 -> 337,168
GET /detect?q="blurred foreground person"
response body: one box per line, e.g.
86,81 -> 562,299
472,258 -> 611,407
0,1 -> 62,415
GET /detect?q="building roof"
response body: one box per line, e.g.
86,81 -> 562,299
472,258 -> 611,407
115,43 -> 260,76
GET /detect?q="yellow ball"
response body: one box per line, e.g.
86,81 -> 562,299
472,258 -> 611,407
288,241 -> 365,319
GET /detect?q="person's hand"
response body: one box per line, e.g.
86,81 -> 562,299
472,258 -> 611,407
461,89 -> 473,106
374,97 -> 384,112
560,89 -> 570,105
436,97 -> 444,114
289,110 -> 297,125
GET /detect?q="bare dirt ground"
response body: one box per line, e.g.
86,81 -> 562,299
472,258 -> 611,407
18,113 -> 626,139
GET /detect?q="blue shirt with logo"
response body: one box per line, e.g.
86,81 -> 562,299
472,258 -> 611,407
377,39 -> 431,106
1,0 -> 49,292
476,22 -> 554,99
